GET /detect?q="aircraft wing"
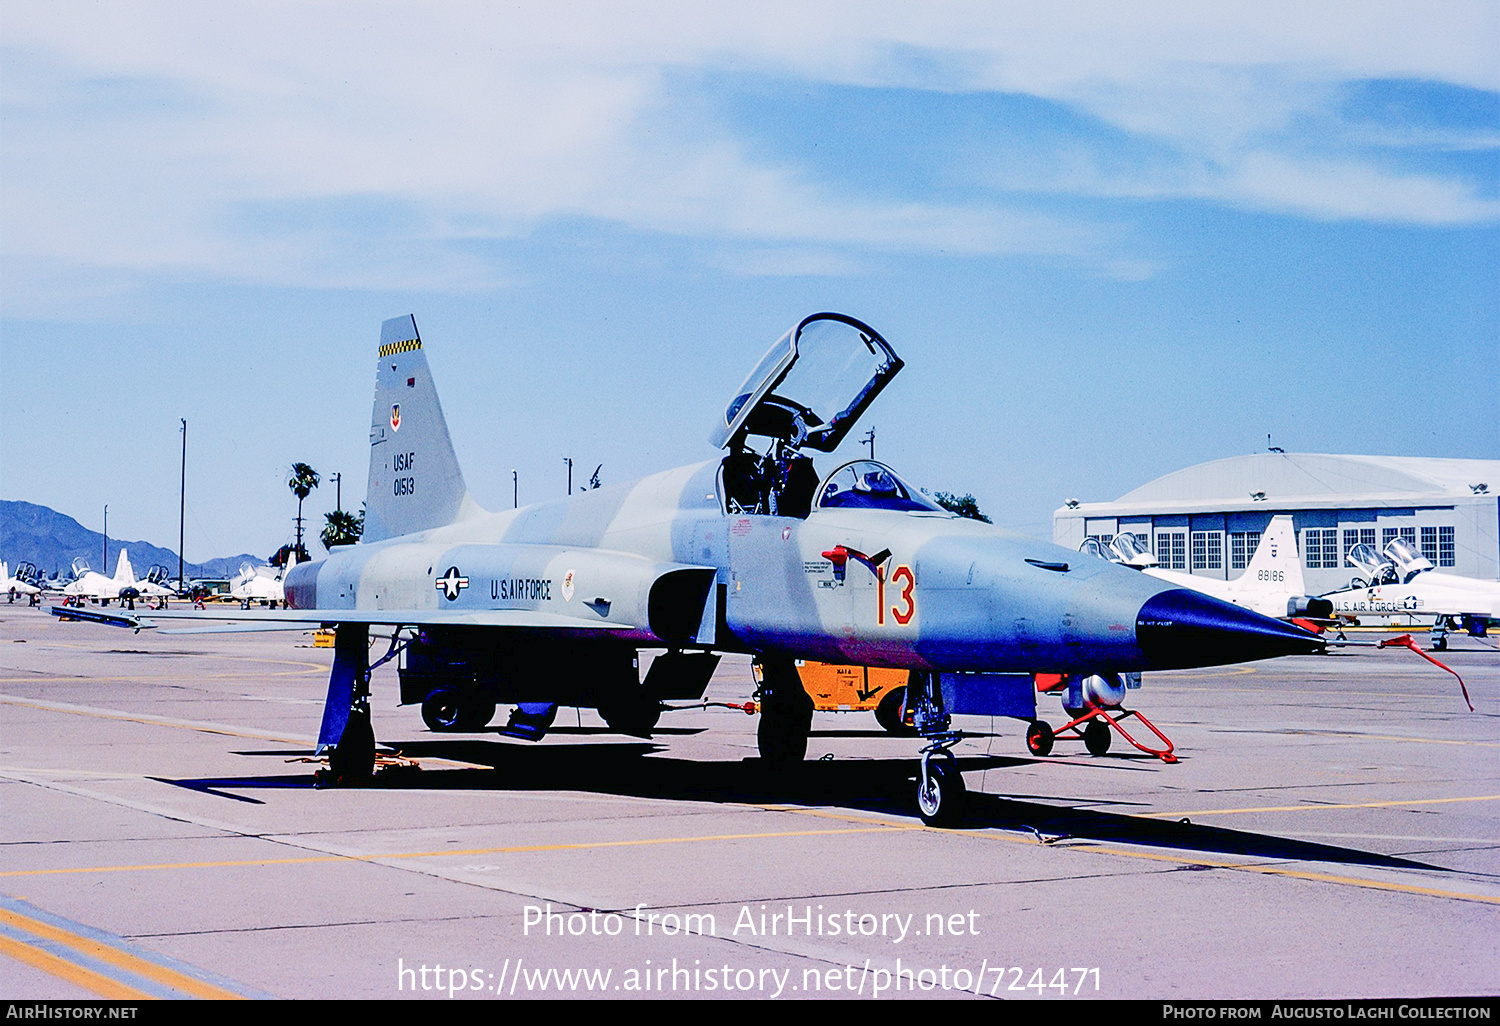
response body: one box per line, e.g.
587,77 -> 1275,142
51,605 -> 635,634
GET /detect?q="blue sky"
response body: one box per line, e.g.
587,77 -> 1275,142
2,2 -> 1496,562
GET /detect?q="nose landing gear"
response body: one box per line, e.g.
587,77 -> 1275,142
908,670 -> 967,827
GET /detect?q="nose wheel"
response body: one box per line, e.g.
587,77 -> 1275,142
916,738 -> 966,827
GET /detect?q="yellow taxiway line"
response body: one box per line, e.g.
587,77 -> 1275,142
0,823 -> 920,881
0,904 -> 250,999
1143,794 -> 1500,818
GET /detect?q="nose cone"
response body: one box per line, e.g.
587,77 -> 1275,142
1136,588 -> 1324,669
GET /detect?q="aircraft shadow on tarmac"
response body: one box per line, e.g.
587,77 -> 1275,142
160,737 -> 1447,873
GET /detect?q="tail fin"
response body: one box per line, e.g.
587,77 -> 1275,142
362,315 -> 484,543
114,549 -> 135,586
1228,515 -> 1305,596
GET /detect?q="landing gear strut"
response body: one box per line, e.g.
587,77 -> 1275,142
908,670 -> 966,827
755,656 -> 813,768
328,695 -> 375,780
317,625 -> 412,785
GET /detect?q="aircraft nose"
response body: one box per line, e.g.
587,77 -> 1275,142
1135,588 -> 1324,669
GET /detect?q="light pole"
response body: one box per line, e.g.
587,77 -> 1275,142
178,419 -> 186,590
333,472 -> 342,513
102,505 -> 108,571
512,470 -> 518,508
862,427 -> 876,460
564,457 -> 573,496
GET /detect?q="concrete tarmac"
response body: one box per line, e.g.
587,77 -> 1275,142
1,603 -> 1496,1000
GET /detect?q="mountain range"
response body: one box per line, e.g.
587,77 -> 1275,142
0,500 -> 263,581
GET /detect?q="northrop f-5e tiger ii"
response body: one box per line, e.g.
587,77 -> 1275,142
59,313 -> 1323,825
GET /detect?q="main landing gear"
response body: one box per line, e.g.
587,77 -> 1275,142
317,625 -> 412,785
753,660 -> 968,826
421,688 -> 497,733
597,691 -> 663,738
754,657 -> 814,769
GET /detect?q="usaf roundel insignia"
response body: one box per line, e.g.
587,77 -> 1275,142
435,566 -> 468,601
390,404 -> 402,432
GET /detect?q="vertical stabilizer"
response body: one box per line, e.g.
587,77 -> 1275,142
1228,515 -> 1305,596
363,315 -> 484,543
114,549 -> 135,586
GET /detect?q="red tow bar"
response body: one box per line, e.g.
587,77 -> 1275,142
1379,634 -> 1473,712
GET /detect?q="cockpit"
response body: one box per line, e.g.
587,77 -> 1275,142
714,313 -> 916,519
815,461 -> 945,514
1346,542 -> 1400,586
1384,537 -> 1434,577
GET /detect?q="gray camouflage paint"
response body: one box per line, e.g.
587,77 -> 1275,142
283,315 -> 1318,678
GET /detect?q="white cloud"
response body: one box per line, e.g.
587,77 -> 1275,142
1223,153 -> 1500,224
1,0 -> 1495,303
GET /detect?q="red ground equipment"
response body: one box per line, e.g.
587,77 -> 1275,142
1028,672 -> 1178,763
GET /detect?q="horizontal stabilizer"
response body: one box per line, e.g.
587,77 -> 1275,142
161,623 -> 315,635
50,606 -> 157,630
57,605 -> 637,633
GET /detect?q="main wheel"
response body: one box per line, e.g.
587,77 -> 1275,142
328,712 -> 375,782
757,706 -> 810,767
874,686 -> 916,736
916,759 -> 966,827
459,699 -> 497,731
421,689 -> 465,732
598,695 -> 662,737
757,691 -> 813,768
1025,719 -> 1054,757
1083,718 -> 1112,756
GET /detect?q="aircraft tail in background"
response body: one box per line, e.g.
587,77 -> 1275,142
1227,515 -> 1306,599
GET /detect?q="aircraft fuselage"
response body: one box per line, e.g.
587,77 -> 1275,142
286,459 -> 1314,677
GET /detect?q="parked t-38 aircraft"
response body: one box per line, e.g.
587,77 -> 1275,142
1323,538 -> 1499,649
57,313 -> 1323,824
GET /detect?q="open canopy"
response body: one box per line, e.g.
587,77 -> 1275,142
711,313 -> 901,453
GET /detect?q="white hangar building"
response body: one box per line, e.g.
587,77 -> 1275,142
1053,454 -> 1500,595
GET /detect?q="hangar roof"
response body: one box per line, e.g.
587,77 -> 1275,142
1061,454 -> 1500,517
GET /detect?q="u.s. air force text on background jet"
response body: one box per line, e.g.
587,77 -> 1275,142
54,312 -> 1322,824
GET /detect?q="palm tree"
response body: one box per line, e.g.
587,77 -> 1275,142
288,463 -> 320,555
321,507 -> 364,551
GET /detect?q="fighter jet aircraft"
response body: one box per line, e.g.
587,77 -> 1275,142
134,565 -> 179,603
1323,538 -> 1499,648
56,313 -> 1322,824
1081,516 -> 1333,623
2,561 -> 42,600
61,551 -> 142,605
228,554 -> 297,608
